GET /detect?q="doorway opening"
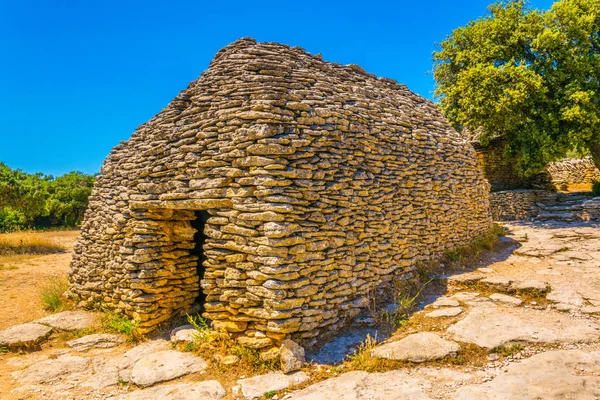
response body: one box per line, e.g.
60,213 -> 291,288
190,210 -> 210,306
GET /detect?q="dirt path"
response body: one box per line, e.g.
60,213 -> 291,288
0,231 -> 78,329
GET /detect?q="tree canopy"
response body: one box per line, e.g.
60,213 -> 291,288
0,162 -> 95,231
433,0 -> 600,175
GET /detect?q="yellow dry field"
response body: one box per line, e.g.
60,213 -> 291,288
0,230 -> 78,329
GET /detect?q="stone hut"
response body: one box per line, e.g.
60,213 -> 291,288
67,38 -> 491,347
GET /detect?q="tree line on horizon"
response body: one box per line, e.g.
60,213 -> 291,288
0,162 -> 96,232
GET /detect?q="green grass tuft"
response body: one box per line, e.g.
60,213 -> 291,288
102,309 -> 140,341
39,276 -> 69,312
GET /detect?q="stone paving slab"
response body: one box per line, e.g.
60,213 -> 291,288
67,334 -> 123,351
370,332 -> 460,363
447,305 -> 599,349
33,311 -> 98,332
237,371 -> 309,399
285,370 -> 432,400
111,381 -> 227,400
452,350 -> 600,400
0,323 -> 53,348
130,350 -> 207,387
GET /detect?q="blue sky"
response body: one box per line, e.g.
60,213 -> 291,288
0,0 -> 554,176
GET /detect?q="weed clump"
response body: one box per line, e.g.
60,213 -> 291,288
40,275 -> 69,312
101,309 -> 140,342
183,314 -> 279,375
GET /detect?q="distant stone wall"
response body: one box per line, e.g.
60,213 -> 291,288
546,157 -> 600,192
490,190 -> 561,221
473,139 -> 532,192
475,141 -> 600,193
67,38 -> 491,350
582,199 -> 600,221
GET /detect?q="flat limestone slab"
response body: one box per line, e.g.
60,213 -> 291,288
0,323 -> 52,348
130,350 -> 207,387
286,370 -> 431,400
114,381 -> 226,400
15,354 -> 90,385
426,307 -> 462,318
67,333 -> 123,351
170,325 -> 197,343
489,293 -> 522,307
452,350 -> 600,400
447,306 -> 599,349
33,311 -> 98,332
238,371 -> 309,399
431,297 -> 460,308
370,332 -> 460,363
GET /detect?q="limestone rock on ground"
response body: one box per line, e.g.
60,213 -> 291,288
170,325 -> 197,343
447,273 -> 486,286
511,279 -> 549,293
67,334 -> 123,351
33,311 -> 97,332
14,354 -> 90,385
547,289 -> 585,308
452,350 -> 600,400
370,332 -> 461,363
582,306 -> 600,315
447,305 -> 599,349
479,276 -> 513,290
285,370 -> 431,400
130,350 -> 207,387
430,297 -> 460,308
75,339 -> 172,390
0,323 -> 53,349
425,307 -> 462,318
237,371 -> 309,399
112,339 -> 172,383
489,293 -> 522,307
279,339 -> 306,373
112,381 -> 227,400
450,292 -> 479,302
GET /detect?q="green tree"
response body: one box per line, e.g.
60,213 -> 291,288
45,172 -> 95,226
433,0 -> 600,175
0,162 -> 95,231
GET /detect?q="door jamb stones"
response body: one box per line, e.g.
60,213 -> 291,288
125,201 -> 227,332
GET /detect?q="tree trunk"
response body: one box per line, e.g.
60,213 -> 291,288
591,142 -> 600,171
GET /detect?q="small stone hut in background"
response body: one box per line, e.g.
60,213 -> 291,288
67,38 -> 491,348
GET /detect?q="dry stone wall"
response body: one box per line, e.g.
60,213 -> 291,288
68,38 -> 491,348
474,139 -> 600,193
472,139 -> 531,192
490,190 -> 561,221
546,157 -> 600,192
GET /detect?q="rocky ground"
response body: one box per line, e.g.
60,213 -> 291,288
1,220 -> 599,399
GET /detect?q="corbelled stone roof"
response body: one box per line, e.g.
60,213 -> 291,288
67,38 -> 491,347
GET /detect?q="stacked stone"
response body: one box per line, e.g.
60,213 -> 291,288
472,139 -> 533,192
582,198 -> 600,221
546,157 -> 600,192
489,190 -> 559,220
68,38 -> 492,346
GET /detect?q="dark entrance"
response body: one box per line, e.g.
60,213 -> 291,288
190,210 -> 209,306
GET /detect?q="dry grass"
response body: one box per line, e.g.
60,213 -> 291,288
39,275 -> 70,312
0,233 -> 65,256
